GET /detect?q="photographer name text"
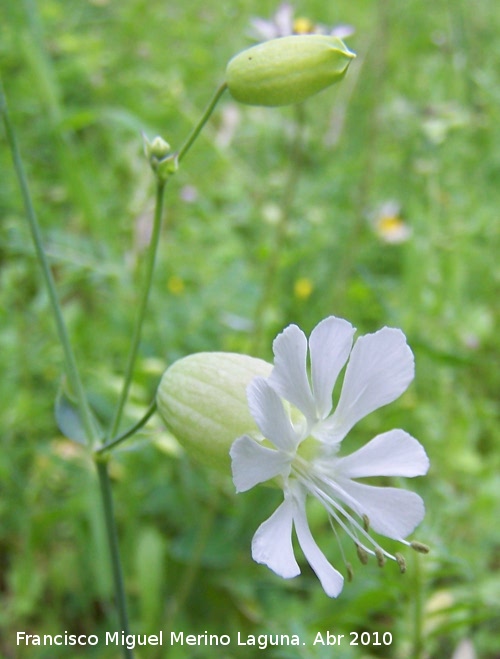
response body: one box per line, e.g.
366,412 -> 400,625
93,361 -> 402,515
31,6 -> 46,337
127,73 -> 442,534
17,630 -> 393,650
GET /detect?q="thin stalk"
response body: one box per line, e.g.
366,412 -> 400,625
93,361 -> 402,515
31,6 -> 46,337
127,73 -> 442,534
0,77 -> 96,447
108,180 -> 166,439
177,82 -> 227,163
95,458 -> 134,659
2,77 -> 133,653
411,552 -> 425,659
108,83 -> 226,439
98,400 -> 157,455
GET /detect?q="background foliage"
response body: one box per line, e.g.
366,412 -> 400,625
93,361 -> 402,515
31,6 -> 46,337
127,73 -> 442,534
1,0 -> 499,657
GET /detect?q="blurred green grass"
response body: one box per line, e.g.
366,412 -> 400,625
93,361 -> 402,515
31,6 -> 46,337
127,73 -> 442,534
1,0 -> 499,657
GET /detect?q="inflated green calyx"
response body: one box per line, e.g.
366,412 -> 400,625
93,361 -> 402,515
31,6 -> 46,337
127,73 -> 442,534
156,352 -> 272,474
225,34 -> 355,107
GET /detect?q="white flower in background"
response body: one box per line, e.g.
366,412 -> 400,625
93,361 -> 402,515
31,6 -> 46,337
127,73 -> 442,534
372,200 -> 412,244
250,3 -> 354,42
230,316 -> 429,597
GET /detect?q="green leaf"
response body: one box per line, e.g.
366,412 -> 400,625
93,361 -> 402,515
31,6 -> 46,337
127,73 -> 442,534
54,380 -> 101,444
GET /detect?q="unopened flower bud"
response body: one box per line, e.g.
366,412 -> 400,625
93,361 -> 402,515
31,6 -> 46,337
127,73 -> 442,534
144,135 -> 172,160
156,352 -> 272,474
143,134 -> 178,181
225,34 -> 355,107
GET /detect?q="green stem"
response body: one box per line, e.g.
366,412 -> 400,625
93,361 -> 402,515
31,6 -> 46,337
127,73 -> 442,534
0,76 -> 96,447
95,458 -> 134,658
177,82 -> 227,163
108,180 -> 166,439
2,76 -> 133,653
98,400 -> 157,455
108,83 -> 226,439
412,552 -> 424,659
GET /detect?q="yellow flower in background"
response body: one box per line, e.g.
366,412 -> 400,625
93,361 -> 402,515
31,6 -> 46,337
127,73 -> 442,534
294,277 -> 314,300
292,16 -> 315,35
167,275 -> 185,295
372,201 -> 412,244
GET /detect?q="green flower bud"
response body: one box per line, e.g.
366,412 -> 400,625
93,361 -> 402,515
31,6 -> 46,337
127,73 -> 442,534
143,133 -> 178,181
225,34 -> 355,107
156,352 -> 272,474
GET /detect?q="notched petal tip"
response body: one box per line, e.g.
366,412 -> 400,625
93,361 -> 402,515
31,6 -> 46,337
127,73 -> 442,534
326,327 -> 415,442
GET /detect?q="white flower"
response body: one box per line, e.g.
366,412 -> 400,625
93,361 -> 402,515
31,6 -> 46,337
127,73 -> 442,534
250,3 -> 354,42
371,200 -> 413,244
230,316 -> 429,597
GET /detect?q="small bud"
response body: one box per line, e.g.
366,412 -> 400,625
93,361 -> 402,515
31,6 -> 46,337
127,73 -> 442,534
356,544 -> 369,565
156,352 -> 272,474
411,541 -> 430,554
144,135 -> 172,160
143,134 -> 178,181
395,553 -> 407,574
225,34 -> 355,107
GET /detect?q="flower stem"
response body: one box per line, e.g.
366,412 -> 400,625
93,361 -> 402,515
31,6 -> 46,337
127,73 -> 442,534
0,76 -> 96,447
95,457 -> 134,659
2,76 -> 133,653
108,83 -> 226,439
177,82 -> 227,163
411,551 -> 425,659
98,400 -> 157,455
108,180 -> 166,440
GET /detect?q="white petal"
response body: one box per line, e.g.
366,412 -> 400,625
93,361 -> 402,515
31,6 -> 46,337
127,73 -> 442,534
326,328 -> 415,442
247,378 -> 299,451
250,18 -> 278,40
274,2 -> 294,36
336,478 -> 426,540
230,436 -> 290,492
268,324 -> 316,420
336,430 -> 430,479
309,316 -> 355,419
292,492 -> 345,597
252,497 -> 300,579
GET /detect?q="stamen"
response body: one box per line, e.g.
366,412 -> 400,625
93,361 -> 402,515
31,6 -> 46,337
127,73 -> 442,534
356,544 -> 369,565
346,562 -> 354,582
375,547 -> 386,568
292,458 -> 408,577
328,516 -> 345,560
411,541 -> 430,554
295,462 -> 396,561
395,553 -> 407,573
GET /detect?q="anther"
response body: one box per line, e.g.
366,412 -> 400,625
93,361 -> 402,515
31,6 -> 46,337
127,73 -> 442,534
410,541 -> 430,554
346,562 -> 354,582
362,514 -> 370,532
356,544 -> 369,565
395,553 -> 407,573
375,547 -> 386,568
